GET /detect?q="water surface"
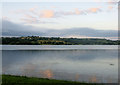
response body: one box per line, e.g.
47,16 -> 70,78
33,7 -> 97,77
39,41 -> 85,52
2,45 -> 118,83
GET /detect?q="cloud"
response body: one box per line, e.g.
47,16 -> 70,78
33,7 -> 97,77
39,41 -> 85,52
11,6 -> 103,21
46,28 -> 118,38
40,10 -> 55,18
106,0 -> 118,11
60,8 -> 85,15
2,20 -> 46,36
57,7 -> 101,16
2,20 -> 118,40
21,13 -> 56,24
108,6 -> 113,10
29,7 -> 36,12
29,6 -> 39,15
21,18 -> 37,24
21,18 -> 56,24
51,6 -> 57,8
107,0 -> 118,5
11,8 -> 57,24
9,4 -> 116,25
10,6 -> 38,16
87,7 -> 101,13
2,16 -> 10,21
50,7 -> 100,18
75,8 -> 82,15
21,14 -> 38,24
10,9 -> 26,14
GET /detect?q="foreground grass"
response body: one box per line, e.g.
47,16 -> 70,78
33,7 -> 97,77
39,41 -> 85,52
2,75 -> 103,85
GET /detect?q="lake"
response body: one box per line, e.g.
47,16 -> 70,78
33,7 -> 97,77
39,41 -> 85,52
1,45 -> 118,83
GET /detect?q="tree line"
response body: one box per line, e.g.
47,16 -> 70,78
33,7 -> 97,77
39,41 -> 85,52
1,36 -> 119,45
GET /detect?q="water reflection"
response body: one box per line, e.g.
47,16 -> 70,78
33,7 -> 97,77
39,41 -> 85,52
2,50 -> 118,83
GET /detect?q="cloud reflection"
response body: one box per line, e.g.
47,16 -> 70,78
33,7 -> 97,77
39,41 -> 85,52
2,50 -> 118,83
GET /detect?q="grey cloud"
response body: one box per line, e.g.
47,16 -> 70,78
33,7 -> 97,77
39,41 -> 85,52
45,28 -> 118,37
2,20 -> 45,36
2,20 -> 118,38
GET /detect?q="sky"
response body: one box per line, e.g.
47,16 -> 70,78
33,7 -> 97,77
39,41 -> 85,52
2,1 -> 118,30
1,0 -> 119,39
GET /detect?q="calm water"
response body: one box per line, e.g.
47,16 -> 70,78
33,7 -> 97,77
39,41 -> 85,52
2,45 -> 118,83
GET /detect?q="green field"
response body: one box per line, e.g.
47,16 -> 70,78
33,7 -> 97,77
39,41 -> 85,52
2,75 -> 104,85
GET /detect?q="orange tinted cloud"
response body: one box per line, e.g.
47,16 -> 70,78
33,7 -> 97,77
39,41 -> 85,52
107,0 -> 118,5
108,6 -> 113,10
29,6 -> 38,15
41,10 -> 54,18
30,8 -> 35,12
57,8 -> 85,16
21,14 -> 56,24
24,14 -> 36,19
21,14 -> 38,23
29,6 -> 38,11
14,5 -> 104,24
88,7 -> 101,13
75,8 -> 81,15
2,16 -> 10,20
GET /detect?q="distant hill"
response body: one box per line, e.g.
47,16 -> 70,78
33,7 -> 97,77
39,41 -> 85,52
1,36 -> 119,45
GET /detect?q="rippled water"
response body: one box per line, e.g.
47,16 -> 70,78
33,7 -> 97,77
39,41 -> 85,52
2,45 -> 118,83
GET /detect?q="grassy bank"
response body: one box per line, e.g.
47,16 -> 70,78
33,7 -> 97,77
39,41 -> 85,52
2,75 -> 103,85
